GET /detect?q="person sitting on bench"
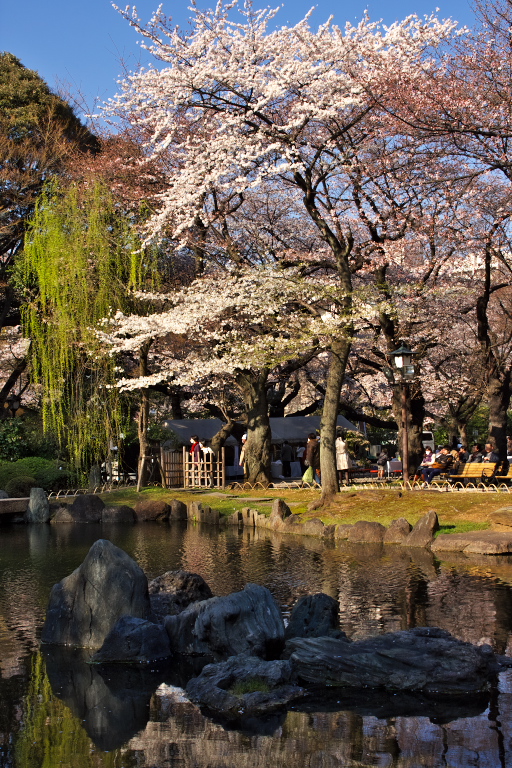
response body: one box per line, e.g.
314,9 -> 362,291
421,446 -> 454,485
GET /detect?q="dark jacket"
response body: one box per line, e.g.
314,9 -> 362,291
305,439 -> 320,470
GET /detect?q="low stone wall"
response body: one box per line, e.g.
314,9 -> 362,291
0,497 -> 30,516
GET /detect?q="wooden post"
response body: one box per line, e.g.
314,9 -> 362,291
221,446 -> 226,488
402,381 -> 409,483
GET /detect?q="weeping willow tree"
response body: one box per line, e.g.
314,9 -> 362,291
19,180 -> 152,479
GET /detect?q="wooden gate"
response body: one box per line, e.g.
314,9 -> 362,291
160,449 -> 184,488
160,447 -> 226,488
182,446 -> 226,488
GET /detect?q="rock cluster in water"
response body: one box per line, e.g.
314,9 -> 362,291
41,539 -> 504,724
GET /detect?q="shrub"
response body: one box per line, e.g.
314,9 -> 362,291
0,458 -> 70,492
5,475 -> 38,498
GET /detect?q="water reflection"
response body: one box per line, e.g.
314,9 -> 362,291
2,521 -> 512,766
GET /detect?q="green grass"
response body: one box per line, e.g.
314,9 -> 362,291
229,677 -> 271,695
96,485 -> 507,537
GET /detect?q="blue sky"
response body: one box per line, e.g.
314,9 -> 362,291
1,0 -> 478,118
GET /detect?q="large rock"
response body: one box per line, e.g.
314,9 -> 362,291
431,530 -> 512,555
66,494 -> 105,523
91,616 -> 171,663
287,627 -> 497,693
348,521 -> 386,544
148,570 -> 213,621
285,593 -> 346,641
384,518 -> 412,544
164,583 -> 285,659
41,539 -> 151,649
186,655 -> 303,720
267,498 -> 293,531
102,505 -> 137,523
334,524 -> 354,540
404,510 -> 439,547
51,504 -> 75,523
134,500 -> 171,522
25,487 -> 50,523
488,508 -> 512,529
300,518 -> 330,538
169,499 -> 187,520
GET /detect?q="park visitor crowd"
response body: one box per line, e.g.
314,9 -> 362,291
417,442 -> 502,484
191,432 -> 511,487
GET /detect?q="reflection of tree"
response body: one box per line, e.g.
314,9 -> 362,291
15,652 -> 127,768
426,568 -> 512,652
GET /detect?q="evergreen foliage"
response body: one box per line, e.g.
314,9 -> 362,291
0,457 -> 69,491
19,179 -> 153,477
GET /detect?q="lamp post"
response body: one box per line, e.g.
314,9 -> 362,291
390,344 -> 416,483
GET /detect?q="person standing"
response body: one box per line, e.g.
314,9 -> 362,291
335,429 -> 350,485
280,440 -> 293,478
239,434 -> 248,480
189,434 -> 203,485
296,443 -> 306,475
305,433 -> 321,484
376,448 -> 388,479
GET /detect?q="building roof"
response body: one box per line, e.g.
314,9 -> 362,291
163,414 -> 358,445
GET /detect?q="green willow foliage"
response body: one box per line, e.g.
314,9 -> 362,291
19,180 -> 152,477
15,652 -> 127,768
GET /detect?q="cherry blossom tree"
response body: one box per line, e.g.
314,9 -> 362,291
99,268 -> 328,483
106,1 -> 457,496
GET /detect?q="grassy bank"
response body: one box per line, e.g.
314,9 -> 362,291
98,485 -> 512,535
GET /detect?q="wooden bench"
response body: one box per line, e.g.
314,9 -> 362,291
438,462 -> 498,488
491,464 -> 512,488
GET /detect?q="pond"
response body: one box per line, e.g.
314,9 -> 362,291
2,520 -> 512,767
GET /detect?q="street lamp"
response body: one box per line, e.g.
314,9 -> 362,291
390,344 -> 416,482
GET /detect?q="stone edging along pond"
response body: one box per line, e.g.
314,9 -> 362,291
13,488 -> 512,555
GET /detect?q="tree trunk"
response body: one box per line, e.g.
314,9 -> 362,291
392,384 -> 425,478
237,370 -> 272,485
459,422 -> 469,448
488,372 -> 511,462
319,336 -> 351,499
137,341 -> 152,491
211,419 -> 235,456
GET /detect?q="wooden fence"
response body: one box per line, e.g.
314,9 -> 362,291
160,447 -> 226,488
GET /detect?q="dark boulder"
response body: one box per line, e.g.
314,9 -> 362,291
102,505 -> 137,523
169,499 -> 187,520
148,570 -> 213,621
66,494 -> 105,523
287,627 -> 497,693
285,593 -> 346,641
41,539 -> 151,649
51,505 -> 74,523
25,487 -> 50,523
404,510 -> 439,547
164,583 -> 285,659
134,500 -> 171,522
186,654 -> 303,720
91,616 -> 171,663
384,518 -> 412,544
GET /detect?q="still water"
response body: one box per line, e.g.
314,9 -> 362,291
2,521 -> 512,767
